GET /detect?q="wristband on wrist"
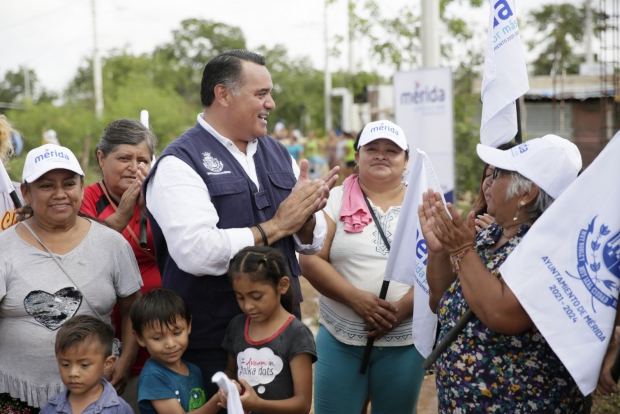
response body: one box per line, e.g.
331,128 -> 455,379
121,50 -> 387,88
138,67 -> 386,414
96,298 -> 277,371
255,223 -> 269,246
305,213 -> 315,224
450,246 -> 476,273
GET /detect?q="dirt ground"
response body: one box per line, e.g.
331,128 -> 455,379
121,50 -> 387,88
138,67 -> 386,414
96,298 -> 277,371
299,276 -> 438,414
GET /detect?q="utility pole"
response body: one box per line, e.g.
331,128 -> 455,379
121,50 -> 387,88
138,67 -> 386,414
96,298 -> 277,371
92,0 -> 104,119
348,1 -> 355,75
23,66 -> 31,101
324,0 -> 332,133
585,0 -> 594,65
421,0 -> 440,68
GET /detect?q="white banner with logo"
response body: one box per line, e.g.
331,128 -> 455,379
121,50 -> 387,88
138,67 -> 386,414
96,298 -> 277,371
480,0 -> 529,147
394,67 -> 454,203
0,162 -> 20,232
500,132 -> 620,395
385,149 -> 445,358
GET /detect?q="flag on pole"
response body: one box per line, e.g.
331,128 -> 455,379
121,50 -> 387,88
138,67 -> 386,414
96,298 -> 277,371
385,149 -> 446,358
0,161 -> 16,195
480,0 -> 529,147
500,132 -> 620,395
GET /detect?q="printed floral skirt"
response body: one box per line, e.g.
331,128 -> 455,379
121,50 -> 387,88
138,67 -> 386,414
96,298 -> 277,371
0,393 -> 40,414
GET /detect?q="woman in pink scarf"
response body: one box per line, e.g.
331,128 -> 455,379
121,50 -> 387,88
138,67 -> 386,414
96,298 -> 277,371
300,121 -> 425,414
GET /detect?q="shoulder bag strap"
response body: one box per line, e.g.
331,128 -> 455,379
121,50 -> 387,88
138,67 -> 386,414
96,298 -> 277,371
98,182 -> 156,261
20,221 -> 103,320
362,191 -> 391,252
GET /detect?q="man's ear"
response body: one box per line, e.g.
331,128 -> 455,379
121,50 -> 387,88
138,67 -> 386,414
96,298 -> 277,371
213,84 -> 231,107
187,319 -> 192,336
104,354 -> 116,372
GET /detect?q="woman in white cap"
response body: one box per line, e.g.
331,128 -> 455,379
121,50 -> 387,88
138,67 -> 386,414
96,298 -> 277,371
300,120 -> 426,413
420,137 -> 585,413
0,144 -> 142,410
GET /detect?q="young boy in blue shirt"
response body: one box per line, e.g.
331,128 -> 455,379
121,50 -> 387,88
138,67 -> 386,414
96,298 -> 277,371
131,288 -> 224,414
42,315 -> 133,414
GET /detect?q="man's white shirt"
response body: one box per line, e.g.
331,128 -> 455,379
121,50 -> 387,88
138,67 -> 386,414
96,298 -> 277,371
146,114 -> 327,276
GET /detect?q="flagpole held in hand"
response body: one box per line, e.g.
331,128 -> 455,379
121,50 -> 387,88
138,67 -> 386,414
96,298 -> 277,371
359,192 -> 392,374
360,280 -> 390,374
611,347 -> 620,383
423,309 -> 474,370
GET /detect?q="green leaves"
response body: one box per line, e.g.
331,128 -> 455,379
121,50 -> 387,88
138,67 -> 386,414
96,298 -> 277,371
527,3 -> 594,75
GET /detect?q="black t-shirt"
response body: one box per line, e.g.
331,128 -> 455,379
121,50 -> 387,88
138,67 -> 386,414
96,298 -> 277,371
222,314 -> 317,409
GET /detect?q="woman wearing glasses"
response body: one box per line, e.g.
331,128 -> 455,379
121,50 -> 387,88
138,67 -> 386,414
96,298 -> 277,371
420,136 -> 585,413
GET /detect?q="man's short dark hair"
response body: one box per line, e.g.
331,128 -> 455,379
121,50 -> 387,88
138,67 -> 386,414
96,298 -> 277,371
55,314 -> 114,358
130,287 -> 192,337
200,50 -> 266,107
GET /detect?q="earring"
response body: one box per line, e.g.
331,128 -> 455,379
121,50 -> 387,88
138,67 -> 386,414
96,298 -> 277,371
513,200 -> 525,221
402,167 -> 409,177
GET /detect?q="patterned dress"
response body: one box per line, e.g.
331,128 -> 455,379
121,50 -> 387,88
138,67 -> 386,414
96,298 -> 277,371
436,223 -> 585,413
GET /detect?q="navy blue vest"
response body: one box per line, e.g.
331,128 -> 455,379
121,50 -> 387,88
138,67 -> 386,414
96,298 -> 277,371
144,124 -> 302,349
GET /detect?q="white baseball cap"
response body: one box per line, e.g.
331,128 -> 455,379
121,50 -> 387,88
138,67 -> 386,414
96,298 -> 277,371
476,136 -> 582,199
23,144 -> 84,183
357,120 -> 408,151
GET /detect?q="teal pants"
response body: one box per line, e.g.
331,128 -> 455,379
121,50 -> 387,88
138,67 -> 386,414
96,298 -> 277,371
313,326 -> 426,414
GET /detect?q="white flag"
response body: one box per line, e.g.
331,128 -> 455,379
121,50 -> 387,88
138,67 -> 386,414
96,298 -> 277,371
385,149 -> 446,358
500,132 -> 620,395
480,0 -> 529,147
0,162 -> 16,195
212,371 -> 244,414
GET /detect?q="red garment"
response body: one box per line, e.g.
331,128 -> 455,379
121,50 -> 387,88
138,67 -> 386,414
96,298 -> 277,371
81,182 -> 161,375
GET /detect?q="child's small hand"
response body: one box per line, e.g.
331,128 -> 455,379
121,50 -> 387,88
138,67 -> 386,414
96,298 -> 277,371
238,377 -> 261,412
217,388 -> 228,409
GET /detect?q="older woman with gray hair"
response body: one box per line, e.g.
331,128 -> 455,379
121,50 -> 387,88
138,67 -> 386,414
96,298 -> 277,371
420,136 -> 585,413
79,118 -> 160,411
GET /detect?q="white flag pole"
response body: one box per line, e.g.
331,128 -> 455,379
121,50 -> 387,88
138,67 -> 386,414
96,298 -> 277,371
0,162 -> 21,209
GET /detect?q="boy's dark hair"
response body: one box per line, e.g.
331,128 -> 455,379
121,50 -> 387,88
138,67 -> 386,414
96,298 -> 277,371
130,287 -> 192,337
200,50 -> 266,108
55,314 -> 114,358
227,246 -> 296,313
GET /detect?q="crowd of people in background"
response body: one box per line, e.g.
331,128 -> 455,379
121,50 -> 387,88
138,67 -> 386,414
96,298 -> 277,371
275,126 -> 359,183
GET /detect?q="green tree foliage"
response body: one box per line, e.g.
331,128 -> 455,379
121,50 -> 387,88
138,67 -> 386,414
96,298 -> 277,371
349,0 -> 484,199
152,19 -> 246,107
527,3 -> 589,75
257,45 -> 325,134
0,66 -> 57,104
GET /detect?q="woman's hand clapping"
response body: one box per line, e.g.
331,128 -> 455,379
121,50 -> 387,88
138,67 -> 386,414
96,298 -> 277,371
418,189 -> 445,253
429,198 -> 476,255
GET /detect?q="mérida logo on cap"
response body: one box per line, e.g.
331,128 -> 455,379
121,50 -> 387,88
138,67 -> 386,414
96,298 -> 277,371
34,148 -> 71,164
370,122 -> 400,136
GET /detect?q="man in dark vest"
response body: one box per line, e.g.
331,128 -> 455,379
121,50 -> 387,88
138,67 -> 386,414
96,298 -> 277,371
143,50 -> 338,396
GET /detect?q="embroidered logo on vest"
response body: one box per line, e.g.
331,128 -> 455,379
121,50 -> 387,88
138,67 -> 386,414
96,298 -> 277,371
202,152 -> 230,175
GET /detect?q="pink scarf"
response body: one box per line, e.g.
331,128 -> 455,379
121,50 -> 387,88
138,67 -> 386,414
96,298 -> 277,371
339,174 -> 372,233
